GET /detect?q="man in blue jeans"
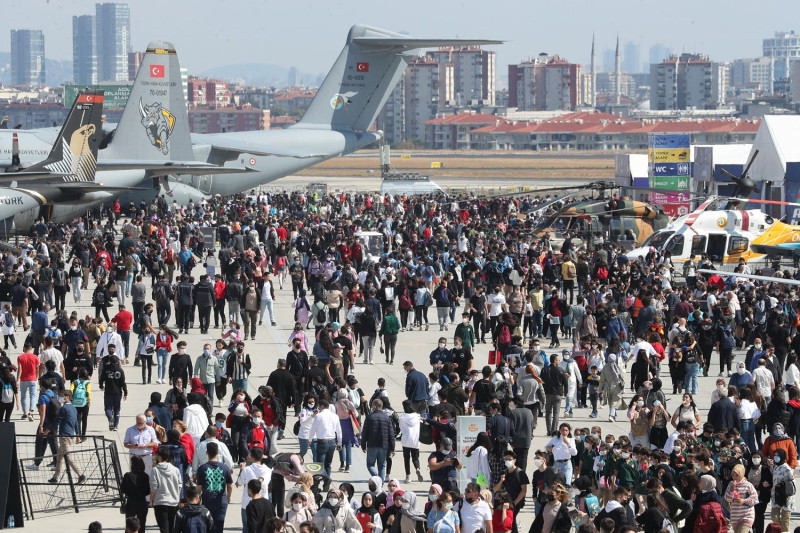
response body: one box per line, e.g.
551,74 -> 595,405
361,398 -> 395,482
309,398 -> 342,478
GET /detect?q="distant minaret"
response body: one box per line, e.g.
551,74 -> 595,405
615,35 -> 621,105
591,33 -> 597,108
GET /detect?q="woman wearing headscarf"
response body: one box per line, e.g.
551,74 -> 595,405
683,474 -> 729,533
339,482 -> 359,514
356,491 -> 383,533
188,377 -> 213,417
388,490 -> 426,533
227,388 -> 253,465
770,448 -> 795,532
312,488 -> 362,533
423,484 -> 442,515
333,388 -> 359,473
723,464 -> 758,533
380,488 -> 403,531
426,490 -> 459,533
367,475 -> 387,513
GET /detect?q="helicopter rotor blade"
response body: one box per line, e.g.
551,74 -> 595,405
741,149 -> 760,178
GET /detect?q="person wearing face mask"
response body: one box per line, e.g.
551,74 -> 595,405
531,482 -> 571,533
168,341 -> 193,388
240,280 -> 261,341
728,361 -> 753,390
493,450 -> 528,533
426,491 -> 459,533
761,422 -> 798,469
284,491 -> 314,530
593,486 -> 633,533
312,489 -> 361,533
225,341 -> 251,394
744,451 -> 772,533
227,388 -> 253,465
194,343 -> 220,405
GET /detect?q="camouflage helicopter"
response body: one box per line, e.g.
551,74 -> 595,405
522,181 -> 670,249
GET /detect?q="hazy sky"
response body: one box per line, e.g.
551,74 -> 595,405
4,0 -> 799,79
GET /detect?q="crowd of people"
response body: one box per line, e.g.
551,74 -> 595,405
0,189 -> 797,533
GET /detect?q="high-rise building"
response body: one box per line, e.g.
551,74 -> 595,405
730,57 -> 773,92
95,3 -> 131,82
649,44 -> 672,65
623,41 -> 640,74
508,54 -> 582,111
72,15 -> 96,85
650,53 -> 729,110
10,29 -> 45,86
376,79 -> 404,145
763,31 -> 800,81
405,56 -> 454,142
128,51 -> 144,81
427,47 -> 494,106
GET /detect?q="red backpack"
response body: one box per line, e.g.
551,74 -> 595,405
693,501 -> 726,533
498,324 -> 512,345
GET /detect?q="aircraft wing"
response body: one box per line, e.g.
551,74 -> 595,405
54,182 -> 148,192
96,160 -> 255,175
201,140 -> 330,160
697,269 -> 800,286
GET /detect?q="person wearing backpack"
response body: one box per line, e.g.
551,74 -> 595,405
715,316 -> 736,378
685,475 -> 729,533
70,368 -> 91,442
0,362 -> 18,422
311,297 -> 329,335
770,448 -> 795,532
92,282 -> 112,322
1,303 -> 15,350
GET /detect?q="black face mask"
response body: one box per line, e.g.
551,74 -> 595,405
547,493 -> 556,502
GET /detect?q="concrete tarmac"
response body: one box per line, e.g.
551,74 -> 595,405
16,272 -> 799,531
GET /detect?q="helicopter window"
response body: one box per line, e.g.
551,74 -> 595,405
665,234 -> 684,255
609,218 -> 622,239
643,231 -> 674,249
728,236 -> 749,254
691,235 -> 707,255
706,234 -> 728,262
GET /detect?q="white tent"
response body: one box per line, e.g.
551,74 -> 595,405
746,115 -> 800,185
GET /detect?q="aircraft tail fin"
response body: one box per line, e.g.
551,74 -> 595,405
25,89 -> 104,182
295,24 -> 501,132
104,41 -> 193,161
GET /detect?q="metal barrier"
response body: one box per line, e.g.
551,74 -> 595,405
16,434 -> 123,518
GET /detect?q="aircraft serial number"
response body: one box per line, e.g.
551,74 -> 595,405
346,75 -> 365,81
150,89 -> 168,96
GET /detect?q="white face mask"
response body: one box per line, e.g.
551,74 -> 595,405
293,503 -> 303,511
328,498 -> 339,507
754,344 -> 762,350
428,494 -> 437,502
252,417 -> 262,425
533,458 -> 543,469
636,401 -> 644,407
438,343 -> 446,349
401,502 -> 410,510
738,367 -> 746,375
752,457 -> 761,466
505,460 -> 515,468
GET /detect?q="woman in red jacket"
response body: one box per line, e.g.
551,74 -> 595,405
154,325 -> 178,385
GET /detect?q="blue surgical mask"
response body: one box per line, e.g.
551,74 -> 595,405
216,421 -> 223,428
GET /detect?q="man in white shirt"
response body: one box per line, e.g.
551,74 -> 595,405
460,482 -> 493,533
309,398 -> 342,478
236,447 -> 272,526
487,287 -> 507,339
752,358 -> 775,403
38,336 -> 65,377
193,425 -> 235,473
96,323 -> 125,364
123,413 -> 159,476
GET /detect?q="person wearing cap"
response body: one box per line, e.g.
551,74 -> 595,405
428,437 -> 461,492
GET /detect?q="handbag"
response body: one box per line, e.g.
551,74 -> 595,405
119,496 -> 127,514
419,421 -> 434,445
488,350 -> 499,365
225,412 -> 234,428
293,419 -> 301,436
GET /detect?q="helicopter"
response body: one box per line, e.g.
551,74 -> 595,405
508,181 -> 670,249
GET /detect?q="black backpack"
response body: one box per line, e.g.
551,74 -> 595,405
315,304 -> 326,324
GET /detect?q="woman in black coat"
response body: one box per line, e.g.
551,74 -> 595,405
529,483 -> 571,533
744,450 -> 772,533
120,456 -> 150,533
631,349 -> 657,393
